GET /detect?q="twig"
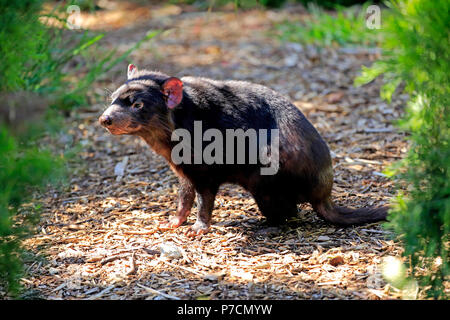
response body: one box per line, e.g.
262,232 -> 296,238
122,229 -> 157,235
86,285 -> 115,300
136,283 -> 180,300
51,283 -> 66,292
142,248 -> 160,255
127,252 -> 137,275
158,258 -> 204,277
317,281 -> 341,286
361,229 -> 393,234
100,253 -> 129,265
363,127 -> 395,133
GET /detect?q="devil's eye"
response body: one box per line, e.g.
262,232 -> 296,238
132,101 -> 144,109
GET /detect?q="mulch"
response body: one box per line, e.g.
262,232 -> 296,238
21,2 -> 412,300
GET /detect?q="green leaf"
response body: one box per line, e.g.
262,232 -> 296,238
380,77 -> 402,103
354,63 -> 388,87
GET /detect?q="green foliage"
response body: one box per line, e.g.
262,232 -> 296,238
0,0 -> 46,91
0,127 -> 63,296
0,0 -> 156,111
275,3 -> 383,47
0,0 -> 158,297
355,0 -> 449,298
38,28 -> 158,111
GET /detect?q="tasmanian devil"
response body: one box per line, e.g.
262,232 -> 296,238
99,64 -> 388,236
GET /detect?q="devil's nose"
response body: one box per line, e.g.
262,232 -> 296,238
99,115 -> 112,127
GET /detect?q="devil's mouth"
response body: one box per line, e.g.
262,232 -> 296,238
106,127 -> 129,135
106,125 -> 141,135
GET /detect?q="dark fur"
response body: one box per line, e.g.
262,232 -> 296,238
100,70 -> 388,234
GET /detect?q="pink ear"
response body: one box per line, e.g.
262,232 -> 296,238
127,64 -> 138,79
161,77 -> 183,109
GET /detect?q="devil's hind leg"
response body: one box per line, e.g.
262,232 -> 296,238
253,190 -> 298,226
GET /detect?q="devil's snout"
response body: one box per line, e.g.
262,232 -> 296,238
99,114 -> 112,127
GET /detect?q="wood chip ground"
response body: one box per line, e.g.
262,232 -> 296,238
20,2 -> 414,300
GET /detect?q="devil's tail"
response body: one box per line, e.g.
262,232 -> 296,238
313,198 -> 388,226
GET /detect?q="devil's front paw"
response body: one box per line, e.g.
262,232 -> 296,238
158,215 -> 186,230
185,221 -> 210,237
